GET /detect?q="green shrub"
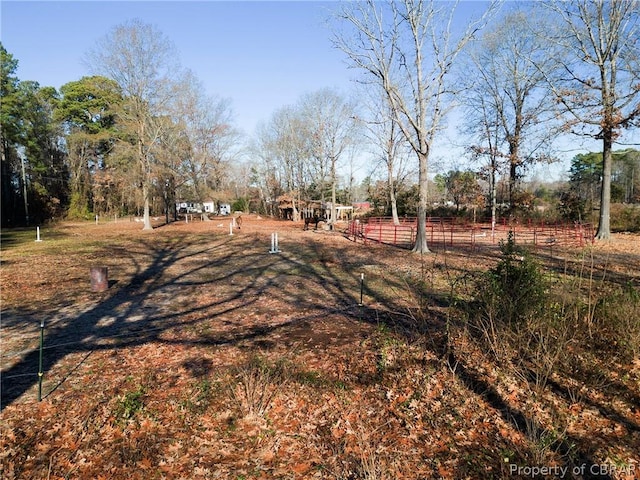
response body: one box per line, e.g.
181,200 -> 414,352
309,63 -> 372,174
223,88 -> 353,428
479,231 -> 547,328
232,197 -> 249,213
466,232 -> 575,390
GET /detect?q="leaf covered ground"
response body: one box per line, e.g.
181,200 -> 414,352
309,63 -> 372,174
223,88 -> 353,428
1,217 -> 639,479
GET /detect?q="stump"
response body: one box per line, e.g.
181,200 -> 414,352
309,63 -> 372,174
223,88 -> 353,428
90,266 -> 109,292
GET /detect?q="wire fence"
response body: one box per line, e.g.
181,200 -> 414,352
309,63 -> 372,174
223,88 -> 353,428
346,217 -> 595,251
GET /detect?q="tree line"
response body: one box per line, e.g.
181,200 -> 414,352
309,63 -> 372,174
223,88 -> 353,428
2,1 -> 639,247
1,20 -> 238,229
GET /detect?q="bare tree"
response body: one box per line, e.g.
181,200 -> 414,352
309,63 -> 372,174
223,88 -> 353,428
300,88 -> 358,227
462,8 -> 560,207
255,105 -> 313,221
85,19 -> 184,230
541,0 -> 640,239
172,71 -> 237,202
358,92 -> 413,225
466,95 -> 504,237
334,0 -> 499,253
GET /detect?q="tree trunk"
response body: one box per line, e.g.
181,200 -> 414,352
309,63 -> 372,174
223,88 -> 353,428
412,150 -> 430,254
389,162 -> 400,225
508,139 -> 519,205
293,193 -> 300,222
490,156 -> 497,239
330,158 -> 337,230
595,132 -> 612,239
142,182 -> 153,230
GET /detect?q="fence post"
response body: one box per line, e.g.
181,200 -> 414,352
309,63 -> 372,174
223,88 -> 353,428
38,321 -> 44,401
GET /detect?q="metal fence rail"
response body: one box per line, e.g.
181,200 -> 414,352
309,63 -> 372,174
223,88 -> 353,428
346,217 -> 594,250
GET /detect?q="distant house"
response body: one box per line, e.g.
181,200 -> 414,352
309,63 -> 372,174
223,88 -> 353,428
202,199 -> 215,213
352,201 -> 371,216
352,201 -> 371,210
176,201 -> 202,214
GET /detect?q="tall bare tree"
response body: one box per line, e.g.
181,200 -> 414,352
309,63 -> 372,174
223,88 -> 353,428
172,71 -> 237,202
462,8 -> 559,207
255,105 -> 313,221
86,19 -> 184,230
334,0 -> 499,252
358,94 -> 413,225
541,0 -> 640,239
300,88 -> 358,227
466,95 -> 504,236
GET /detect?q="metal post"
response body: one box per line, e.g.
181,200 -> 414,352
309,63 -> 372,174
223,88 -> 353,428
359,273 -> 364,306
38,321 -> 44,401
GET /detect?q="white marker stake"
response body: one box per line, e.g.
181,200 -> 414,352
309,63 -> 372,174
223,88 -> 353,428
229,222 -> 233,236
269,232 -> 281,254
36,226 -> 42,242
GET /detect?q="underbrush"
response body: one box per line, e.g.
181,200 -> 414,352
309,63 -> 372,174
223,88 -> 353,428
441,233 -> 640,475
610,204 -> 640,232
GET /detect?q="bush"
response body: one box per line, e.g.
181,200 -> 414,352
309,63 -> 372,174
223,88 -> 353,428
479,232 -> 547,328
466,232 -> 574,390
610,204 -> 640,232
232,197 -> 249,213
595,283 -> 640,360
230,355 -> 288,417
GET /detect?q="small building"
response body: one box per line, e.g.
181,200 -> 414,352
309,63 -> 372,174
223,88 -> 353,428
352,201 -> 372,217
277,194 -> 297,220
218,203 -> 231,215
176,201 -> 203,214
202,199 -> 216,214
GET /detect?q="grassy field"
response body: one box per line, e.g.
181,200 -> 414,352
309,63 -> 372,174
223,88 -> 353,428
1,217 -> 639,479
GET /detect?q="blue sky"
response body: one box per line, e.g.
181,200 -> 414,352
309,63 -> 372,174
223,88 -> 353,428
2,1 -> 634,182
1,1 -> 353,136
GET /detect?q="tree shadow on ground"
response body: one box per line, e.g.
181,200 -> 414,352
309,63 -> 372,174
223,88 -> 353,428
347,246 -> 617,480
0,229 -> 627,479
1,233 -> 365,410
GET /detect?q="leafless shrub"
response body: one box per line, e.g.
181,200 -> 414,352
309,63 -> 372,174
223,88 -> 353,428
230,355 -> 288,417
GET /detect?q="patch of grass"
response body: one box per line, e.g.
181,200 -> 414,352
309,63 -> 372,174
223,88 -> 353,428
181,378 -> 216,414
115,385 -> 146,422
1,227 -> 67,252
